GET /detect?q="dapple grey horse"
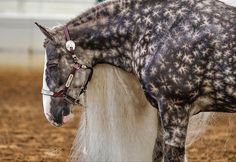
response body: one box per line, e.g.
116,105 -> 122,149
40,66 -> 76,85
36,0 -> 235,161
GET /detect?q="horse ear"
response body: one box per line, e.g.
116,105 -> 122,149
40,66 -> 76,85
35,22 -> 55,42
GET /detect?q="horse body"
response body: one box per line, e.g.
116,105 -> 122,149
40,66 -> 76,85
68,1 -> 235,159
36,0 -> 235,161
135,1 -> 236,160
141,0 -> 236,113
137,0 -> 236,126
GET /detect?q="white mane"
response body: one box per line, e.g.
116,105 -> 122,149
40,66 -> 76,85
71,65 -> 212,161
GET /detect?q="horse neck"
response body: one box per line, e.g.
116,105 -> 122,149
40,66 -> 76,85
66,0 -> 153,74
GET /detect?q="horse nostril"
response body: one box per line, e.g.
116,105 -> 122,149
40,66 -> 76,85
62,112 -> 74,124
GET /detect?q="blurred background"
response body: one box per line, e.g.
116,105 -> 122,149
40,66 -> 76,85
0,0 -> 235,161
0,0 -> 102,67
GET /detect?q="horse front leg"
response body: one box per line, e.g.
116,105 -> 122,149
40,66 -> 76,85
158,98 -> 189,162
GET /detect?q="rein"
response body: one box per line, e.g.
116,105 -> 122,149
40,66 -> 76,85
41,25 -> 93,104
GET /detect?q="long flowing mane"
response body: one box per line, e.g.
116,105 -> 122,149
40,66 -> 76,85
71,65 -> 158,161
70,65 -> 213,161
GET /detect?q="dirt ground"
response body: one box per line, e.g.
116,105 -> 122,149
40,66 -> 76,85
0,67 -> 235,162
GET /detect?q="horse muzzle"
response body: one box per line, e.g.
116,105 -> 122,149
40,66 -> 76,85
43,94 -> 74,127
45,108 -> 74,127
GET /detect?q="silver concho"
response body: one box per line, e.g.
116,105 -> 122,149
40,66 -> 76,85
66,40 -> 76,51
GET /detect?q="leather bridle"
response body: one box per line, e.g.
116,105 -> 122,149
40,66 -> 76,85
41,25 -> 93,104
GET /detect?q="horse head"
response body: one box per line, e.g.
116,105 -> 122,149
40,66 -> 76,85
35,0 -> 148,127
36,23 -> 94,126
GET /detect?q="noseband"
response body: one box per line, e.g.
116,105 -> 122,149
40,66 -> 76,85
41,25 -> 93,104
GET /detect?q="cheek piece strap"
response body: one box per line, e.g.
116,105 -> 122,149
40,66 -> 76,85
41,25 -> 93,105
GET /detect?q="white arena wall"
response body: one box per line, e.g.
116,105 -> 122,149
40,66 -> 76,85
0,0 -> 95,55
